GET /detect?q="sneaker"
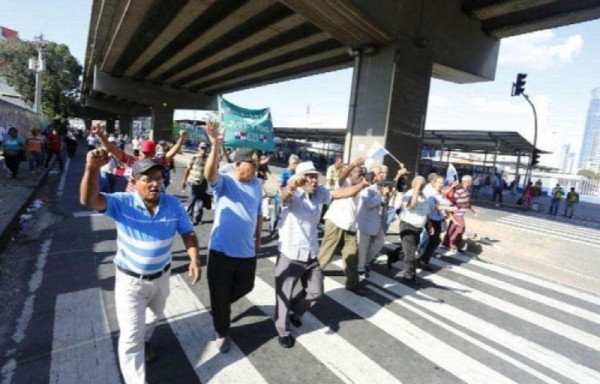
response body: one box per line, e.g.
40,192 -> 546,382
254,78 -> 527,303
443,249 -> 458,257
215,335 -> 231,353
145,342 -> 157,363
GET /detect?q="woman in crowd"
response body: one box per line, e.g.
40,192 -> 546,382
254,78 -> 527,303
3,127 -> 26,178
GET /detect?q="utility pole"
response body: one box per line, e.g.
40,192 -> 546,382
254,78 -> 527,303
28,33 -> 46,114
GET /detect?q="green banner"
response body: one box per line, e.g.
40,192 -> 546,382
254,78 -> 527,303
219,96 -> 275,152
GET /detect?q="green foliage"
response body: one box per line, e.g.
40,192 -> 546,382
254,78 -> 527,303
577,169 -> 600,180
0,38 -> 81,118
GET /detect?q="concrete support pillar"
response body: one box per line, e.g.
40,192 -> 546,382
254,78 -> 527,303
151,105 -> 174,142
119,116 -> 132,138
515,152 -> 522,190
106,119 -> 115,134
345,39 -> 433,176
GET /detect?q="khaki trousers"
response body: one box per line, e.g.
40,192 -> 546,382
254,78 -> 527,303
318,220 -> 359,289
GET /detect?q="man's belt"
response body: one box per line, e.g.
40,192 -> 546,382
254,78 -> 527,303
116,263 -> 171,281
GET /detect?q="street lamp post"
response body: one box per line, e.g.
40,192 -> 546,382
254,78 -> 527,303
28,34 -> 45,114
521,93 -> 538,184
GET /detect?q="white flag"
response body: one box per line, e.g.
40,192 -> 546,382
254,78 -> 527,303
445,163 -> 458,185
366,142 -> 389,161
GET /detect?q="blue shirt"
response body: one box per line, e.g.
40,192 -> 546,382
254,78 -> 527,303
3,135 -> 25,153
209,172 -> 262,258
279,168 -> 294,187
103,192 -> 193,274
428,193 -> 449,222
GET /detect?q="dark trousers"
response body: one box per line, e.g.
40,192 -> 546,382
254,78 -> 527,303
44,149 -> 63,170
5,154 -> 20,178
492,187 -> 503,202
274,255 -> 323,337
399,221 -> 422,279
186,183 -> 208,223
207,250 -> 257,337
420,220 -> 442,265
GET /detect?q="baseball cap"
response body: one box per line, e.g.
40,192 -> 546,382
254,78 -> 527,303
295,161 -> 319,176
234,147 -> 256,162
132,158 -> 164,178
107,136 -> 117,143
199,142 -> 207,148
140,140 -> 156,154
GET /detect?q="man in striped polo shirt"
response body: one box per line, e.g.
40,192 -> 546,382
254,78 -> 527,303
442,175 -> 477,257
80,151 -> 201,384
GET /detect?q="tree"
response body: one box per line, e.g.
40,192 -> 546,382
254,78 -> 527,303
0,37 -> 81,118
577,169 -> 600,180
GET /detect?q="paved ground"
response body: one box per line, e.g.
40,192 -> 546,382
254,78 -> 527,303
1,149 -> 600,384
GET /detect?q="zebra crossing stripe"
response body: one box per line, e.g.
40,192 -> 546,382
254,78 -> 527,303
361,266 -> 600,384
265,258 -> 516,384
49,288 -> 120,384
448,253 -> 600,306
429,258 -> 600,325
248,277 -> 402,384
163,275 -> 267,384
495,218 -> 600,246
498,215 -> 600,238
493,221 -> 600,248
417,269 -> 600,351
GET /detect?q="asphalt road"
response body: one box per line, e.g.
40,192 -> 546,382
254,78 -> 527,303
1,149 -> 600,384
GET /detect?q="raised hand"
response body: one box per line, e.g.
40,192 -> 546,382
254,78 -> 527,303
205,119 -> 224,145
86,148 -> 110,170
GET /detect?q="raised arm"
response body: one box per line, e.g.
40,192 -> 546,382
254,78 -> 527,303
337,157 -> 364,187
165,130 -> 187,163
96,126 -> 124,159
204,120 -> 224,185
80,148 -> 110,211
331,179 -> 368,200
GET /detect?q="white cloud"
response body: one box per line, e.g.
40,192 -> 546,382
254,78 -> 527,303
499,30 -> 583,70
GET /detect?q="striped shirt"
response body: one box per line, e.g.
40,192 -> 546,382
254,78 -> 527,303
103,192 -> 194,274
453,186 -> 471,217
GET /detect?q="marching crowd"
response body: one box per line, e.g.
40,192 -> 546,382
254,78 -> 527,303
80,120 -> 484,384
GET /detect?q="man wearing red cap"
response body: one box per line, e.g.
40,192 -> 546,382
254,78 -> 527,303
96,124 -> 186,192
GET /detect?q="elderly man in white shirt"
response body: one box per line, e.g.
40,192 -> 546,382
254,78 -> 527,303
318,157 -> 369,294
275,161 -> 366,348
398,176 -> 432,286
357,165 -> 389,276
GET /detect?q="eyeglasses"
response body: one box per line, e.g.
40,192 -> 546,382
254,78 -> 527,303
138,175 -> 164,183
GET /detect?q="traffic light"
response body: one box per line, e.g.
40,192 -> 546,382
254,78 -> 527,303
512,73 -> 527,96
531,149 -> 540,167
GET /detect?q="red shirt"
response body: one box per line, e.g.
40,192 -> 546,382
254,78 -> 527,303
46,133 -> 61,151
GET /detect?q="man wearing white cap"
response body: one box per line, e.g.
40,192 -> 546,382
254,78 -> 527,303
274,161 -> 366,348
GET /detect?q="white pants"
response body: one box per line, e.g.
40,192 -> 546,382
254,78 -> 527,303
115,269 -> 170,384
358,230 -> 385,272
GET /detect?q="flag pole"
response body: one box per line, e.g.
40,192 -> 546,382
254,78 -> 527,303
387,151 -> 404,167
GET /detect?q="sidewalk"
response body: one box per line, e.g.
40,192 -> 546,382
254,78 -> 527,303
0,156 -> 49,243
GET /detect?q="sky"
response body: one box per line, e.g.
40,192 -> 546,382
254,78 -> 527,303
2,0 -> 599,167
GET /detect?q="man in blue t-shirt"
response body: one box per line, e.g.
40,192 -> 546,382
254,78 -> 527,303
80,153 -> 200,384
204,121 -> 263,353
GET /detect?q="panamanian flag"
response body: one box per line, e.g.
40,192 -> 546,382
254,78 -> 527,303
234,132 -> 247,141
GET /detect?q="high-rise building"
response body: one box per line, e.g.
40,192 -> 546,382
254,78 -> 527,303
578,88 -> 600,172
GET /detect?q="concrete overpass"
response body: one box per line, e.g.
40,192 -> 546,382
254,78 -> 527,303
81,0 -> 600,173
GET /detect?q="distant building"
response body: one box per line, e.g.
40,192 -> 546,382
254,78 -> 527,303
579,88 -> 600,172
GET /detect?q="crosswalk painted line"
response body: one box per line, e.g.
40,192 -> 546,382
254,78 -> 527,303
163,275 -> 267,384
49,288 -> 120,384
265,258 -> 516,384
495,214 -> 600,247
416,268 -> 600,351
429,258 -> 600,324
359,264 -> 600,384
448,253 -> 600,306
247,276 -> 401,384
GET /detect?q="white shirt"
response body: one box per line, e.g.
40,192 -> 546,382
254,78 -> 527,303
278,186 -> 331,262
356,184 -> 384,236
400,189 -> 430,228
423,183 -> 436,199
324,179 -> 359,232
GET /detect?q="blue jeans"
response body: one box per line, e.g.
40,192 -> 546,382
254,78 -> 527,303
28,151 -> 45,171
549,199 -> 560,215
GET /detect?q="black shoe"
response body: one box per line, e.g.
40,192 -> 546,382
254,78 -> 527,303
400,276 -> 421,287
289,314 -> 302,328
418,262 -> 434,272
145,342 -> 157,363
278,335 -> 295,348
346,286 -> 366,296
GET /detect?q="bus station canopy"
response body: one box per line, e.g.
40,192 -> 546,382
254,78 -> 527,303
423,130 -> 549,156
